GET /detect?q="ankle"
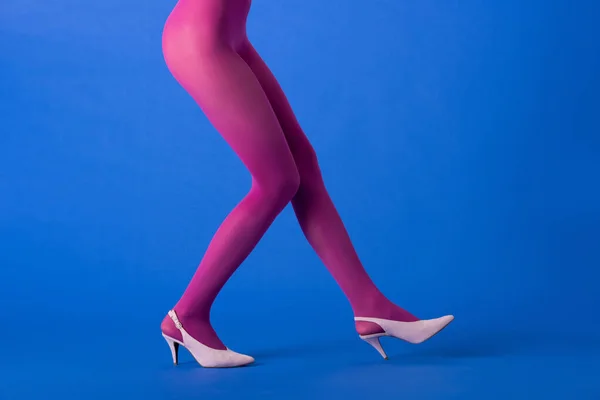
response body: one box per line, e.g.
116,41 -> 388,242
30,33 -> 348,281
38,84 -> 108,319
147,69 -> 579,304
173,305 -> 210,322
161,314 -> 183,341
167,307 -> 226,350
351,295 -> 388,318
352,299 -> 419,322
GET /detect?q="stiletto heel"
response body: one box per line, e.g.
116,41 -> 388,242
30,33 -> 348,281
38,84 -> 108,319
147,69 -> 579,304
161,310 -> 254,368
356,315 -> 454,359
362,336 -> 388,359
163,334 -> 181,365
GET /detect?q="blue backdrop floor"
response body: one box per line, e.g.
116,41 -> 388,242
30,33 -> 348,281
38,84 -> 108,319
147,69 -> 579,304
2,318 -> 599,399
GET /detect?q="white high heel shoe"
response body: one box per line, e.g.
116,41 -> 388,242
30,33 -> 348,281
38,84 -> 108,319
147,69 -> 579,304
355,315 -> 454,359
162,310 -> 255,368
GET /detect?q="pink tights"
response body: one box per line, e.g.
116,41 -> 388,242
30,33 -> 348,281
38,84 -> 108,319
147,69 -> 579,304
160,0 -> 418,350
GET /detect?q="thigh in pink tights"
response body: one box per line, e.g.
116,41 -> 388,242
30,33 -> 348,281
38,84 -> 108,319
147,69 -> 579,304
159,0 -> 445,354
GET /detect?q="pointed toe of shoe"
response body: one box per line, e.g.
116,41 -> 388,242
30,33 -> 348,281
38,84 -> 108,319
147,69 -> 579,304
210,351 -> 254,368
437,315 -> 455,327
225,352 -> 255,368
239,354 -> 255,366
415,315 -> 454,343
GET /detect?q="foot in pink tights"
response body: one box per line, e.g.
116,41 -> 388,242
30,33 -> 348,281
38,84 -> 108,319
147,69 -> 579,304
161,306 -> 417,344
354,299 -> 420,336
160,303 -> 418,345
161,312 -> 226,350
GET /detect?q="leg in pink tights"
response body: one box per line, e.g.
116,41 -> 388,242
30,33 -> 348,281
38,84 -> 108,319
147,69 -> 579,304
237,41 -> 419,336
160,0 -> 300,350
161,0 -> 418,349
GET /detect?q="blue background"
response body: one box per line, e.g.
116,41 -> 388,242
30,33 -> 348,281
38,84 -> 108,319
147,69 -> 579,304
1,0 -> 599,398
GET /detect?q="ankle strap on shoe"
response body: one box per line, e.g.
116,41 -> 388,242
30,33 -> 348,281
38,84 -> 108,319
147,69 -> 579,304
168,310 -> 183,330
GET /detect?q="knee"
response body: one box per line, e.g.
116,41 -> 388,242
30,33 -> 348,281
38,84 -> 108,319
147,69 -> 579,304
257,168 -> 301,209
273,169 -> 301,203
